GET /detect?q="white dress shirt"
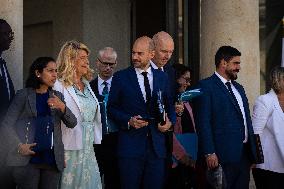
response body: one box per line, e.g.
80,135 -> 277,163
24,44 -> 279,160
135,66 -> 153,102
150,60 -> 164,71
98,76 -> 112,95
0,57 -> 12,100
215,71 -> 248,143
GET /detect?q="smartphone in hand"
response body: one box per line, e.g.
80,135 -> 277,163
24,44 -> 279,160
136,117 -> 155,122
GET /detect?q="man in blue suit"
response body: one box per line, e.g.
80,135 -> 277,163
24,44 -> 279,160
194,46 -> 257,189
108,36 -> 175,189
90,47 -> 120,189
150,31 -> 176,98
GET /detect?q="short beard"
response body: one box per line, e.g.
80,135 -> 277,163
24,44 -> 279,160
225,69 -> 238,80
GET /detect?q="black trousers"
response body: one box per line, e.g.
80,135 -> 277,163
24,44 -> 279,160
165,164 -> 196,189
94,132 -> 120,189
252,168 -> 284,189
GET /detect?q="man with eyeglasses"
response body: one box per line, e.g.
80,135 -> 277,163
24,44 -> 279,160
0,19 -> 16,188
90,47 -> 120,189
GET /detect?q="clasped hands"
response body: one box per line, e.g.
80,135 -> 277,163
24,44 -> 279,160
128,115 -> 172,132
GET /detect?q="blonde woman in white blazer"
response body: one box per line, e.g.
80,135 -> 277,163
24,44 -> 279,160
54,41 -> 102,189
252,67 -> 284,189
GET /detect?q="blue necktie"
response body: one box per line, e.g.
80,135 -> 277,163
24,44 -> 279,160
101,81 -> 109,134
102,81 -> 109,96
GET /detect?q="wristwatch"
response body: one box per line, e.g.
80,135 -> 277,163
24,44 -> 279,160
205,153 -> 215,158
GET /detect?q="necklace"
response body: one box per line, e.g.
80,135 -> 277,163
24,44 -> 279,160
75,83 -> 81,91
74,80 -> 85,92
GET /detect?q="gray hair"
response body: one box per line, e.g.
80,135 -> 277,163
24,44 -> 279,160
270,66 -> 284,94
152,31 -> 174,48
97,47 -> 117,60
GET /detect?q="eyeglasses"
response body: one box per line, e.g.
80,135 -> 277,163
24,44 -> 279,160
97,58 -> 116,68
182,76 -> 191,83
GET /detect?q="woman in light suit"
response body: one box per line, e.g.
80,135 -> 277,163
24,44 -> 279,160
53,40 -> 102,189
252,66 -> 284,189
0,57 -> 77,188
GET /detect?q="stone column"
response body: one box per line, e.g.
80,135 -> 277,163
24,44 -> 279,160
0,0 -> 23,90
200,0 -> 260,108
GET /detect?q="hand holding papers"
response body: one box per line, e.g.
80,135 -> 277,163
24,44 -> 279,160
178,88 -> 202,102
157,90 -> 166,125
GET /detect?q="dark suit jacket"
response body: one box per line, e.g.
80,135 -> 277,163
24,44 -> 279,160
0,58 -> 15,123
108,66 -> 176,158
90,77 -> 118,135
0,88 -> 77,171
194,74 -> 256,163
163,63 -> 177,100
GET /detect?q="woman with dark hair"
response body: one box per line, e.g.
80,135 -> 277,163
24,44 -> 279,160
0,57 -> 77,188
252,66 -> 284,189
167,63 -> 197,189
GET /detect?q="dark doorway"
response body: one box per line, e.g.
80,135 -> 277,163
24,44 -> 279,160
131,0 -> 166,40
130,0 -> 200,84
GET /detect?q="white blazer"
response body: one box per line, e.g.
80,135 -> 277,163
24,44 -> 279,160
252,89 -> 284,173
53,79 -> 102,150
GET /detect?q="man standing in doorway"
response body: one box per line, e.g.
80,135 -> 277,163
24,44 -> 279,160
195,46 -> 257,189
90,47 -> 120,189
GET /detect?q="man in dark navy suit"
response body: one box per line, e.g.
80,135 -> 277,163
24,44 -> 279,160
151,31 -> 176,98
0,19 -> 16,189
195,46 -> 257,189
90,47 -> 120,189
0,19 -> 15,123
108,36 -> 175,189
151,31 -> 187,177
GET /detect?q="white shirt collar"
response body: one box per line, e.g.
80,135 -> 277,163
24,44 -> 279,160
150,60 -> 163,71
135,66 -> 152,76
215,71 -> 231,85
98,75 -> 112,86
